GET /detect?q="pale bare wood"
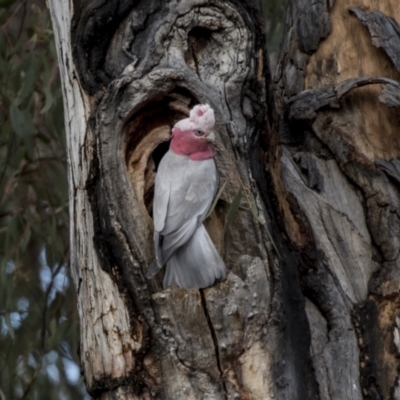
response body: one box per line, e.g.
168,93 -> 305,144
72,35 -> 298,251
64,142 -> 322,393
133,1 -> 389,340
47,0 -> 142,392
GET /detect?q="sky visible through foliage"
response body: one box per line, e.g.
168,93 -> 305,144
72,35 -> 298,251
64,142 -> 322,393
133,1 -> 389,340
0,0 -> 85,398
0,0 -> 286,398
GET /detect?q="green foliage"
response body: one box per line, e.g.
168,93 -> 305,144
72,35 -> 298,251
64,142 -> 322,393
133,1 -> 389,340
224,189 -> 243,234
206,180 -> 227,219
262,0 -> 287,64
0,1 -> 85,398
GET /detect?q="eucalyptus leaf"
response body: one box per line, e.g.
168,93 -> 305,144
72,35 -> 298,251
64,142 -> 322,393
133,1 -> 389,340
206,180 -> 227,218
9,104 -> 34,160
20,227 -> 32,252
40,86 -> 54,114
248,192 -> 260,220
224,189 -> 242,234
50,317 -> 58,336
16,61 -> 38,105
248,191 -> 282,259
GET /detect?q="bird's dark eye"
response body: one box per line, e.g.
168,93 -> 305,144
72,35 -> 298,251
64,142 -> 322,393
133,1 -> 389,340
194,129 -> 204,137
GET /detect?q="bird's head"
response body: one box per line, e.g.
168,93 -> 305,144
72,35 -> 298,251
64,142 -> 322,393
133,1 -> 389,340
170,104 -> 216,160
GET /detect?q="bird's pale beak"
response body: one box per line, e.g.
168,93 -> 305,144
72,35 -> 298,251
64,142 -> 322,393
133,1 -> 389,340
207,131 -> 215,140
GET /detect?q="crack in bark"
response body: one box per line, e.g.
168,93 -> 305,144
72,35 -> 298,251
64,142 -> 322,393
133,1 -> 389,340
199,289 -> 228,400
190,41 -> 203,83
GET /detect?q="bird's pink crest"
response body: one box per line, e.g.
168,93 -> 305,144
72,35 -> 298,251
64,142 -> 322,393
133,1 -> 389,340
189,104 -> 215,134
170,104 -> 215,160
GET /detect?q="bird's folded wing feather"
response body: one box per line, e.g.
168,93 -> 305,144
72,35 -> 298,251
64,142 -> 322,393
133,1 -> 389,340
153,151 -> 218,261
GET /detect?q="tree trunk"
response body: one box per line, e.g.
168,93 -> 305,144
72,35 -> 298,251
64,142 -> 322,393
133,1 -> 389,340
48,0 -> 400,399
274,0 -> 400,399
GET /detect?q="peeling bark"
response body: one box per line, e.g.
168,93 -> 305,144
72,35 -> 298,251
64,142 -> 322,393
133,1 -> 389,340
275,0 -> 400,399
350,7 -> 400,72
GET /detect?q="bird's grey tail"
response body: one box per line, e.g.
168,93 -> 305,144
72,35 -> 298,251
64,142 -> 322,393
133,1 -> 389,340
163,224 -> 226,289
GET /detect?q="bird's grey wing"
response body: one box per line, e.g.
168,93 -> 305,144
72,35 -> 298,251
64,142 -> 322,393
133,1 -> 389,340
160,158 -> 218,263
150,153 -> 218,276
148,152 -> 174,278
162,157 -> 218,234
152,151 -> 217,232
152,157 -> 172,233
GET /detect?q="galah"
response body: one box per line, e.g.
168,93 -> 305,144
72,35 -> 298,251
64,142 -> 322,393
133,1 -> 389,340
147,104 -> 227,289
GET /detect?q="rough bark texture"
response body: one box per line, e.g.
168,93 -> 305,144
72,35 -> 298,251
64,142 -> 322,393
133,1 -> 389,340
275,0 -> 400,399
49,0 -> 400,398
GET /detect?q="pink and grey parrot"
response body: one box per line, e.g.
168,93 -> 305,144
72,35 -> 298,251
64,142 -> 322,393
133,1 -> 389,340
147,104 -> 227,289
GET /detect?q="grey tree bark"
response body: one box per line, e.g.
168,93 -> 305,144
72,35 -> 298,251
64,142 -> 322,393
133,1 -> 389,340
48,0 -> 400,399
